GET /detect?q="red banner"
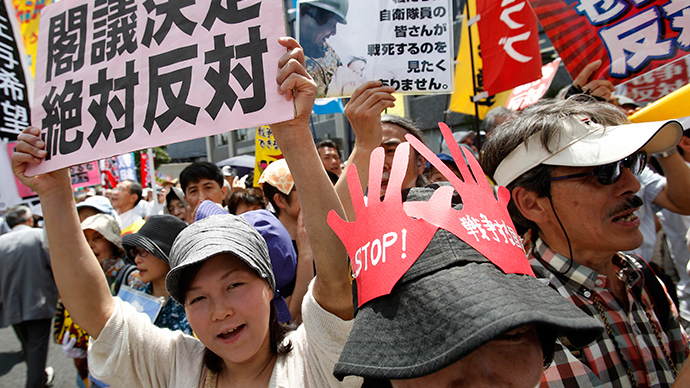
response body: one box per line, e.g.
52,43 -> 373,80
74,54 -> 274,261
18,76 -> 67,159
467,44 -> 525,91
140,151 -> 151,187
477,0 -> 542,95
530,0 -> 690,85
618,56 -> 690,103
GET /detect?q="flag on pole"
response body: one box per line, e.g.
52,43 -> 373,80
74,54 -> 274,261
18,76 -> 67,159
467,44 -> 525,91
448,0 -> 512,120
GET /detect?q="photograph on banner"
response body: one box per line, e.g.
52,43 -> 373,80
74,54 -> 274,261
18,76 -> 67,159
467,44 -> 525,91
7,142 -> 100,198
506,58 -> 561,111
616,55 -> 690,103
530,0 -> 690,85
297,0 -> 455,98
0,1 -> 32,141
29,0 -> 294,176
12,0 -> 54,76
475,0 -> 542,95
254,125 -> 283,186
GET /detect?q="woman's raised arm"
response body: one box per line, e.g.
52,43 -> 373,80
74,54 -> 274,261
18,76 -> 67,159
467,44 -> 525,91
270,37 -> 353,320
12,127 -> 115,338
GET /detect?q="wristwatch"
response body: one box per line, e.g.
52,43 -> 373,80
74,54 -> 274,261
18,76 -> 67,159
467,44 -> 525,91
654,147 -> 678,159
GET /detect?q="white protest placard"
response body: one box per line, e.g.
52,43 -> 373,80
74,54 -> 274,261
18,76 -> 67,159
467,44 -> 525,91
29,0 -> 294,175
298,0 -> 454,98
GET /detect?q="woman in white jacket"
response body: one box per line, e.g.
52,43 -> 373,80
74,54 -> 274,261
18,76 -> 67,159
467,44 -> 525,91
11,37 -> 360,388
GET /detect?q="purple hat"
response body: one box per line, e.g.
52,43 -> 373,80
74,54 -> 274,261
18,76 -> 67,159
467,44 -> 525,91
240,209 -> 298,291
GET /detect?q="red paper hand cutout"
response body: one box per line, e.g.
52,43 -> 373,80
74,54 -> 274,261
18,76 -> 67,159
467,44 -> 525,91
404,123 -> 534,277
327,142 -> 439,307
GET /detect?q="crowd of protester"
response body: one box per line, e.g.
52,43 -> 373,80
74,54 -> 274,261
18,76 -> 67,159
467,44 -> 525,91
3,35 -> 690,388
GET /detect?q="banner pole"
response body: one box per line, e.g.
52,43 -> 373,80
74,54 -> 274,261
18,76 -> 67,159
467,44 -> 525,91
147,148 -> 158,215
465,0 -> 481,149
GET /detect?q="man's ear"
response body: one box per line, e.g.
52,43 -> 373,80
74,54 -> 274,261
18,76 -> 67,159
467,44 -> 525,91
415,154 -> 426,175
273,193 -> 288,210
512,186 -> 551,225
221,184 -> 228,198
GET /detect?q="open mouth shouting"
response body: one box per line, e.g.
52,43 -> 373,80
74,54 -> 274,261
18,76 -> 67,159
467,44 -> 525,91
218,324 -> 245,342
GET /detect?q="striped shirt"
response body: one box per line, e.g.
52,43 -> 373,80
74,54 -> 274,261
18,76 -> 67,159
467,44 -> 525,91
531,238 -> 688,388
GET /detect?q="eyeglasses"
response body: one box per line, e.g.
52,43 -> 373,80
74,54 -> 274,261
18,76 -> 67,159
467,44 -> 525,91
128,247 -> 150,259
545,152 -> 647,186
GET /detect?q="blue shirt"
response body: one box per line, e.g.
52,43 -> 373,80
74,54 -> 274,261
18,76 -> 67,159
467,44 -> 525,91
142,283 -> 192,335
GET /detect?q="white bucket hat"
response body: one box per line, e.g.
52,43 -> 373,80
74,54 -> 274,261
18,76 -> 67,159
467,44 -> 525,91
81,213 -> 124,253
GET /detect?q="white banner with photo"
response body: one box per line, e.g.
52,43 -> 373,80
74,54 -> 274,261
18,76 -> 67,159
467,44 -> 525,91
298,0 -> 454,98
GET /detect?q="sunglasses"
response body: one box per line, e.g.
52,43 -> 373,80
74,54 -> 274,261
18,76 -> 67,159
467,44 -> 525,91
545,152 -> 647,186
128,247 -> 150,259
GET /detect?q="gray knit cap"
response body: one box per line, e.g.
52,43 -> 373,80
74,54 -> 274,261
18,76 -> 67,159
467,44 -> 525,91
166,214 -> 275,305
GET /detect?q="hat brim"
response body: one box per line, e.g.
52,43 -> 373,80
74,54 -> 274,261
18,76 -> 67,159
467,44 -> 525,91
122,234 -> 168,264
333,262 -> 604,380
302,1 -> 347,24
544,120 -> 682,168
494,119 -> 682,186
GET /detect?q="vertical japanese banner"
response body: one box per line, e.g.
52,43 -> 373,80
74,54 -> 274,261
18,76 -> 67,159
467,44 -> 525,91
116,153 -> 137,182
12,0 -> 53,76
100,156 -> 119,188
254,125 -> 282,187
0,139 -> 22,211
506,58 -> 560,111
140,150 -> 151,187
476,0 -> 541,95
448,0 -> 512,119
298,0 -> 455,98
0,0 -> 32,141
529,0 -> 690,85
29,0 -> 294,175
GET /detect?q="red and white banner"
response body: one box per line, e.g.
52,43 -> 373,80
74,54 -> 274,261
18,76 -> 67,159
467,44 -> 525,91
506,58 -> 561,111
7,142 -> 100,199
476,0 -> 542,95
617,56 -> 690,103
530,0 -> 690,85
140,151 -> 151,187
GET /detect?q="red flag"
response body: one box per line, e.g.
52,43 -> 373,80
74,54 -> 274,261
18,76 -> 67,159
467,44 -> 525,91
140,152 -> 151,187
476,0 -> 541,95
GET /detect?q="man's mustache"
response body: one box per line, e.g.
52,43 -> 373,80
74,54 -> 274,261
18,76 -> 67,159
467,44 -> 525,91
608,195 -> 644,218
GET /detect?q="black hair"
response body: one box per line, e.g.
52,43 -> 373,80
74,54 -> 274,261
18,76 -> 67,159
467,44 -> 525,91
4,205 -> 32,228
262,182 -> 293,218
180,162 -> 225,195
380,115 -> 429,188
177,258 -> 293,372
227,188 -> 268,215
316,139 -> 340,154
